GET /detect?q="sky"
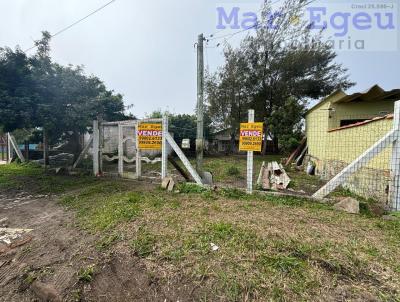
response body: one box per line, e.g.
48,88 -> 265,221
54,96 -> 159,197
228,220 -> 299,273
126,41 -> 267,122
0,0 -> 399,118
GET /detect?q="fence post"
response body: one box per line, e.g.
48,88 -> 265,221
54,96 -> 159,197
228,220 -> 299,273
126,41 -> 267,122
7,133 -> 11,163
93,120 -> 100,176
390,101 -> 400,211
162,114 -> 168,179
135,122 -> 142,178
247,109 -> 255,194
118,124 -> 124,177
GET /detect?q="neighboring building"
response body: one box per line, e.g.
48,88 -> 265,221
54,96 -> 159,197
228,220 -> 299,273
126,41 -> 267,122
305,85 -> 400,204
209,128 -> 239,153
209,128 -> 274,154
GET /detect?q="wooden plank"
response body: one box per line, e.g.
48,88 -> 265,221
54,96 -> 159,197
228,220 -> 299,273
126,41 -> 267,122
285,138 -> 306,166
295,146 -> 308,166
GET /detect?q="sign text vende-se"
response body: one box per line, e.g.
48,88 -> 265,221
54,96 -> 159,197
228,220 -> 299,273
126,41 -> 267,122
239,122 -> 263,152
137,123 -> 162,150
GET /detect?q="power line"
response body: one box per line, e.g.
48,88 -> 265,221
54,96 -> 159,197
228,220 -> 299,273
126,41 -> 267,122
207,0 -> 283,43
24,0 -> 117,52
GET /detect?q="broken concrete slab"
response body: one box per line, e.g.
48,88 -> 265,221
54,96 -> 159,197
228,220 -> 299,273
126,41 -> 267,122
167,178 -> 175,192
259,161 -> 291,191
333,197 -> 360,214
161,177 -> 172,189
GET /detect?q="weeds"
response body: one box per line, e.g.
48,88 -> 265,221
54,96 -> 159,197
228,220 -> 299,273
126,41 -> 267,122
78,265 -> 95,282
226,166 -> 240,177
130,229 -> 157,257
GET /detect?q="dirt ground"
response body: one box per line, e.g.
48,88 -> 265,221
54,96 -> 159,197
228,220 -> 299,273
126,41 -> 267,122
0,190 -> 195,302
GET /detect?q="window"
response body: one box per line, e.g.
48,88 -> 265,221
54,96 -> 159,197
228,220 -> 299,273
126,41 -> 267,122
340,119 -> 368,127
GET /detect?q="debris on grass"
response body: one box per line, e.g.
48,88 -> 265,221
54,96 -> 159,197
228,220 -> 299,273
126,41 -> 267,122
258,161 -> 291,191
210,243 -> 219,251
333,197 -> 360,214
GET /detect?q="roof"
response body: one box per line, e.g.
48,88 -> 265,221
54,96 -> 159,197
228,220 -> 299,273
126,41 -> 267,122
307,85 -> 400,115
328,114 -> 393,133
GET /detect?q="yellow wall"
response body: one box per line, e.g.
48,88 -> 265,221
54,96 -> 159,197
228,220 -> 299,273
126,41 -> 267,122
329,101 -> 394,129
306,95 -> 395,167
324,118 -> 392,169
306,101 -> 330,161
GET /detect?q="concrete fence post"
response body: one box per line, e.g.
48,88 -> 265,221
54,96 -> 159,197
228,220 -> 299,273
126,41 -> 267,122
162,114 -> 168,180
135,121 -> 142,178
247,109 -> 255,194
93,120 -> 100,176
390,101 -> 400,210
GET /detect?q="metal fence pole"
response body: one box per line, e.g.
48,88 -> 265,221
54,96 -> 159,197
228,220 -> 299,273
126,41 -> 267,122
247,109 -> 255,194
162,114 -> 168,179
390,101 -> 400,210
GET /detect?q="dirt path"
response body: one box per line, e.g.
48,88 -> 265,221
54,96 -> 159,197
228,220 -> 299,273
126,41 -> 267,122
0,192 -> 193,302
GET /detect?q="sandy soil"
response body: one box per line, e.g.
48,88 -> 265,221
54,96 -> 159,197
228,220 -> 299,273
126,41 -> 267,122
0,191 -> 193,302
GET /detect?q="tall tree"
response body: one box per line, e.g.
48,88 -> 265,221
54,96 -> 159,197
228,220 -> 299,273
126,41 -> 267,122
205,46 -> 250,152
0,32 -> 128,152
206,0 -> 354,154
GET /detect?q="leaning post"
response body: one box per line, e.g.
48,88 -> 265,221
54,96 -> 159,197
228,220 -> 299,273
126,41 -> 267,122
247,109 -> 255,194
390,101 -> 400,210
162,114 -> 168,180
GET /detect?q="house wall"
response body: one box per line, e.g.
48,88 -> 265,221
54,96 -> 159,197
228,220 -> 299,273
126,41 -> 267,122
306,98 -> 333,162
307,117 -> 393,204
306,96 -> 396,204
329,101 -> 394,129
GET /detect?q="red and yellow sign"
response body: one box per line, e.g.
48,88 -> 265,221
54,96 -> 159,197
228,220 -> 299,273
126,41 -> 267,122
239,122 -> 263,152
137,123 -> 162,150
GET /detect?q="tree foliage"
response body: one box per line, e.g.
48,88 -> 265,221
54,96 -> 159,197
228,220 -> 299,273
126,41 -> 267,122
147,110 -> 212,148
205,0 -> 355,153
0,31 -> 128,146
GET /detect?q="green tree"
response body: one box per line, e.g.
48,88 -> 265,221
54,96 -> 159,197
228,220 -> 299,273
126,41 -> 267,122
0,32 -> 129,155
206,0 -> 355,154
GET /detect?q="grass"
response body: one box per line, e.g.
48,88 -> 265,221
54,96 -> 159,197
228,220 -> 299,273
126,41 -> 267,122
2,162 -> 400,300
0,162 -> 96,193
77,265 -> 95,282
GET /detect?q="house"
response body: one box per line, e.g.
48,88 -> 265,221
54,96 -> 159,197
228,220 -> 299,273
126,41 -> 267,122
209,128 -> 275,154
209,128 -> 239,153
305,85 -> 400,204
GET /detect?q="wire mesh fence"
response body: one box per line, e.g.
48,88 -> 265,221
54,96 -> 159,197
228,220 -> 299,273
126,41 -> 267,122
306,110 -> 393,206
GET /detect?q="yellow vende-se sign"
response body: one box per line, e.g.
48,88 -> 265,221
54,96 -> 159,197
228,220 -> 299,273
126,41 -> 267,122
239,122 -> 264,152
137,123 -> 162,150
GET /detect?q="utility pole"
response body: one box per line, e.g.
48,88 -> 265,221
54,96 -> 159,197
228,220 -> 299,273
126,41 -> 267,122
196,33 -> 204,176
